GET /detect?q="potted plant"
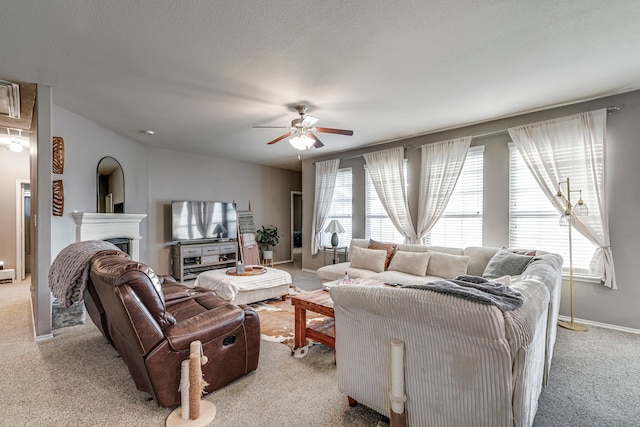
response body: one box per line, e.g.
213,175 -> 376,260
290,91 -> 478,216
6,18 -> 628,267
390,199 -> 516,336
255,225 -> 280,260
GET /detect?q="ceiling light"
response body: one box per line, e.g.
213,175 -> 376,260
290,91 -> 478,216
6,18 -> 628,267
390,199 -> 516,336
289,134 -> 314,150
8,141 -> 23,152
140,129 -> 156,135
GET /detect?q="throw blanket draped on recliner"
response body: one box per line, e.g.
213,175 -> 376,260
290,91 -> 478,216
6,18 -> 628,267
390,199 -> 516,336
403,274 -> 524,311
48,240 -> 120,307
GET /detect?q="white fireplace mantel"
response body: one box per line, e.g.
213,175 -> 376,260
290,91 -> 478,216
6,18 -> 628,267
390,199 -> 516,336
71,212 -> 147,260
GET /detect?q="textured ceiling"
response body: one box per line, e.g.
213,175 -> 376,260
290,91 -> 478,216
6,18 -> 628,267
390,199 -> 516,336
1,1 -> 640,170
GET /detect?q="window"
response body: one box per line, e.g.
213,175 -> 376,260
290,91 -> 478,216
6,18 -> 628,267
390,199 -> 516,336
509,144 -> 597,274
365,161 -> 407,244
321,167 -> 352,248
424,146 -> 484,247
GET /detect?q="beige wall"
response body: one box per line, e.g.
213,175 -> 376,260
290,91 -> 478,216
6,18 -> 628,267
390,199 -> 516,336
302,90 -> 640,330
147,147 -> 302,275
0,147 -> 30,274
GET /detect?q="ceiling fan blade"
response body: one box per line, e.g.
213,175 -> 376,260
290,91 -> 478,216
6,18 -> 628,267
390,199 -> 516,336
309,133 -> 324,148
301,115 -> 319,127
253,126 -> 290,129
313,127 -> 354,136
267,131 -> 294,145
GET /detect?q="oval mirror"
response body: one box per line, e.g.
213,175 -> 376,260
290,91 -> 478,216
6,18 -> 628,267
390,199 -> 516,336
97,156 -> 125,213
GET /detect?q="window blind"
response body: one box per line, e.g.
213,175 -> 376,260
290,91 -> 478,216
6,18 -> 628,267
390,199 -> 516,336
425,146 -> 484,247
321,167 -> 352,248
365,160 -> 408,244
509,144 -> 597,274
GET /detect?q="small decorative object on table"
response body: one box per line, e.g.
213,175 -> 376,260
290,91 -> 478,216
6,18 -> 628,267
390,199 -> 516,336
342,271 -> 351,285
236,261 -> 245,274
225,265 -> 267,276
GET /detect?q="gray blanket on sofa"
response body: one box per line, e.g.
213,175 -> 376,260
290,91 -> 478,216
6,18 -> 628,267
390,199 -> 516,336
403,274 -> 524,311
48,240 -> 120,307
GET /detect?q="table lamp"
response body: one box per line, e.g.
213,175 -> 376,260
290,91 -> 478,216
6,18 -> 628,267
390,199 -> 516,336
212,223 -> 227,239
324,220 -> 345,248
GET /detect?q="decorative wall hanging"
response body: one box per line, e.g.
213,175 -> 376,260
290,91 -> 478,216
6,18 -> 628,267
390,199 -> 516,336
52,136 -> 65,174
52,180 -> 64,216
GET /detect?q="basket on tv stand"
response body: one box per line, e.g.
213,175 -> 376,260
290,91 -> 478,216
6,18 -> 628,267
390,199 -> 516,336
171,240 -> 238,282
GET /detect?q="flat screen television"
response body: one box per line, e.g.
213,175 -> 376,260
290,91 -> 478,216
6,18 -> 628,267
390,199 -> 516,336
171,201 -> 238,243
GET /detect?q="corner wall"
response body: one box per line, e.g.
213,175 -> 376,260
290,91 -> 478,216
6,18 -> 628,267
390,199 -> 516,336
51,106 -> 150,261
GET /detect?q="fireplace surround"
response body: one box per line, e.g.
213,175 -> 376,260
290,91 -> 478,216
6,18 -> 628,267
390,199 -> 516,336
71,212 -> 147,260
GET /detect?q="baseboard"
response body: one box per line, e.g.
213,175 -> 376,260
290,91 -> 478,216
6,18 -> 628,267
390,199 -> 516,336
29,291 -> 54,342
301,268 -> 317,274
557,315 -> 640,335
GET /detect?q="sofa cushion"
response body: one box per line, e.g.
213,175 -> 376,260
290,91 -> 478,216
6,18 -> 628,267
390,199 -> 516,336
368,240 -> 398,270
388,250 -> 430,276
373,271 -> 443,286
464,247 -> 500,276
483,249 -> 534,279
348,239 -> 371,261
350,246 -> 387,273
426,251 -> 470,279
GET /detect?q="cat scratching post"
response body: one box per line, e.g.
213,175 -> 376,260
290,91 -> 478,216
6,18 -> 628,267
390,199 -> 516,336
389,339 -> 407,427
166,341 -> 216,427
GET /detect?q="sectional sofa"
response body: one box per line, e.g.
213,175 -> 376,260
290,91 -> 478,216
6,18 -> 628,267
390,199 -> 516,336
318,239 -> 563,426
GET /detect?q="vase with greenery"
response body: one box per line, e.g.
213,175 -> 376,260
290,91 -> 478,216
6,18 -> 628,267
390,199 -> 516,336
255,225 -> 280,259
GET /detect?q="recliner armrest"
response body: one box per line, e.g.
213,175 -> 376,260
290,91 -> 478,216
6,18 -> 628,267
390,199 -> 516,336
163,304 -> 246,351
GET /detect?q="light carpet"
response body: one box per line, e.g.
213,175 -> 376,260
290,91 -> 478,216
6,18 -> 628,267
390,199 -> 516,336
1,265 -> 639,426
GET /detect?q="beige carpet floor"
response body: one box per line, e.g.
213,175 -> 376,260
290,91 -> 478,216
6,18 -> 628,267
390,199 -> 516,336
0,272 -> 383,427
2,265 -> 639,426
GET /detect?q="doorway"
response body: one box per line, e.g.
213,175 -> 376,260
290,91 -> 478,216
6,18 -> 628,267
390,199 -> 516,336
291,191 -> 302,269
16,180 -> 31,281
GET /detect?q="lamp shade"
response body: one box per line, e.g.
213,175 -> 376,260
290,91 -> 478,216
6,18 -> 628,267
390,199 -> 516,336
289,134 -> 315,150
324,219 -> 345,234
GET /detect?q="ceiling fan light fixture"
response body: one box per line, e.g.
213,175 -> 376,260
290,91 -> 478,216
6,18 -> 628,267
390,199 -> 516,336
289,134 -> 314,150
8,141 -> 24,152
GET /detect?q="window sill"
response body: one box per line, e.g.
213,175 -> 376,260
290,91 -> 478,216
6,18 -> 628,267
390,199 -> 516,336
562,272 -> 602,284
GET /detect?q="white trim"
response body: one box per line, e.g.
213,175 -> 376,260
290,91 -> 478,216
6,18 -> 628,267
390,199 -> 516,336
30,292 -> 54,342
557,315 -> 640,335
562,273 -> 602,284
71,212 -> 147,260
301,268 -> 317,274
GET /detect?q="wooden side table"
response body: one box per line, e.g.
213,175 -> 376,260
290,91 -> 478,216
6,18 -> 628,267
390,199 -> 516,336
322,246 -> 348,265
291,289 -> 335,357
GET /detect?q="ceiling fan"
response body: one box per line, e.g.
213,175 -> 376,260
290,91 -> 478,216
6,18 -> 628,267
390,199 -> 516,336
253,105 -> 353,150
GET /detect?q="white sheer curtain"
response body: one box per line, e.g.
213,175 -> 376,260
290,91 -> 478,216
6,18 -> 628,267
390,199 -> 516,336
311,159 -> 340,255
363,147 -> 418,243
416,137 -> 471,243
508,108 -> 616,289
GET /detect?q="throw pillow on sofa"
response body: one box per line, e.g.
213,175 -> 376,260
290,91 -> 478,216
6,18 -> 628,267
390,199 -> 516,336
387,251 -> 431,276
368,240 -> 398,270
426,251 -> 470,279
350,246 -> 388,273
483,249 -> 534,279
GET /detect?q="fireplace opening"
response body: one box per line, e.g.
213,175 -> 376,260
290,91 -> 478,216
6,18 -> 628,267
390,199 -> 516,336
104,237 -> 131,255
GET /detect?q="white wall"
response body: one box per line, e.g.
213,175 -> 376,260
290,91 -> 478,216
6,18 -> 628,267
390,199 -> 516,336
51,106 -> 150,261
147,147 -> 301,275
302,90 -> 640,330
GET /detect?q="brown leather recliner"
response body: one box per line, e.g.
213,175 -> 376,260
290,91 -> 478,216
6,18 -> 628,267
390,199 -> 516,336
85,250 -> 260,407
